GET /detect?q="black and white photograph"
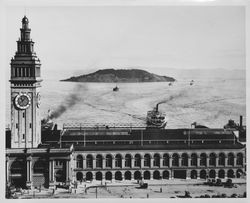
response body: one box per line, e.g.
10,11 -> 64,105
2,0 -> 248,200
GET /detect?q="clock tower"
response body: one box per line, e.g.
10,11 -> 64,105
10,16 -> 42,148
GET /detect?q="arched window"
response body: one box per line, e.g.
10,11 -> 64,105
228,153 -> 234,166
181,153 -> 188,166
163,154 -> 169,167
236,153 -> 243,166
209,153 -> 216,166
200,153 -> 207,166
76,155 -> 83,168
172,153 -> 179,167
218,153 -> 225,166
106,154 -> 112,168
86,154 -> 93,169
191,153 -> 197,166
144,154 -> 151,167
153,154 -> 160,167
96,154 -> 103,168
125,154 -> 131,168
134,154 -> 141,167
115,154 -> 122,168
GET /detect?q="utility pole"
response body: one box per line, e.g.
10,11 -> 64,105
96,186 -> 98,198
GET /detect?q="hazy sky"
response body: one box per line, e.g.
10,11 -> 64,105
5,6 -> 245,75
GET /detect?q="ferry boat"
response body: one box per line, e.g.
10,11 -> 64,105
146,103 -> 167,129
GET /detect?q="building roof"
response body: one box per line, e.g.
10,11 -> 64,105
57,128 -> 244,151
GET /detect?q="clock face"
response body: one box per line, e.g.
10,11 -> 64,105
14,93 -> 31,110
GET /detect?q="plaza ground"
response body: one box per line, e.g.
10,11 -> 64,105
14,178 -> 246,199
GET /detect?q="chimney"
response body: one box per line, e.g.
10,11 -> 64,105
240,115 -> 243,128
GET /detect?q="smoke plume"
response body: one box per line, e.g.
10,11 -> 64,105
157,90 -> 186,106
49,84 -> 85,119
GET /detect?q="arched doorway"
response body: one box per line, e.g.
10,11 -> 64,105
218,169 -> 225,179
134,171 -> 141,180
96,172 -> 102,180
86,172 -> 93,181
191,170 -> 197,179
236,169 -> 243,178
143,171 -> 150,180
55,170 -> 66,182
163,170 -> 169,179
124,171 -> 131,180
115,171 -> 122,180
105,171 -> 112,180
200,170 -> 207,179
209,170 -> 216,178
10,160 -> 26,188
76,172 -> 83,181
33,160 -> 49,188
227,169 -> 234,178
153,170 -> 161,179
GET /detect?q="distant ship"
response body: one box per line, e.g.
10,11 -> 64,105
190,80 -> 194,85
146,103 -> 167,129
113,85 -> 119,91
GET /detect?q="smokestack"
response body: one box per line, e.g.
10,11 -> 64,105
156,103 -> 159,112
53,124 -> 58,131
240,115 -> 243,127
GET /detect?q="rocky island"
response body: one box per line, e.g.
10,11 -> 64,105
61,69 -> 175,83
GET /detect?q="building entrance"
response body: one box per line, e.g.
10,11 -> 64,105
173,170 -> 187,179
